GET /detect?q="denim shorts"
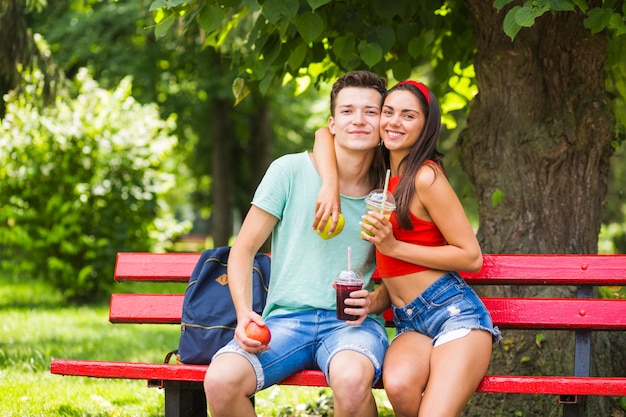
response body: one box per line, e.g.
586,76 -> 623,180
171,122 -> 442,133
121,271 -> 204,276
213,309 -> 388,394
392,272 -> 501,345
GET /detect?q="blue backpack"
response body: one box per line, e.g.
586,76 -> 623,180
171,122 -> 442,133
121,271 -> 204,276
176,246 -> 271,364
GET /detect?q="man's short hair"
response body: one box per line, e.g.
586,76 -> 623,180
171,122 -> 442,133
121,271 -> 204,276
329,70 -> 387,117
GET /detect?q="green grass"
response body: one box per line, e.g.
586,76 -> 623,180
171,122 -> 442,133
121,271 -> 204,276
0,272 -> 394,416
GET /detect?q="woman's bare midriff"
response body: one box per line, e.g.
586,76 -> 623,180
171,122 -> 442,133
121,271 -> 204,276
382,269 -> 447,307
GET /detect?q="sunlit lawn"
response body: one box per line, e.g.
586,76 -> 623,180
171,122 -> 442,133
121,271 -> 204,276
0,271 -> 393,416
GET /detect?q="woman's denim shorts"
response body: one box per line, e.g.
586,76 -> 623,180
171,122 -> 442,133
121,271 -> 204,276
392,272 -> 501,345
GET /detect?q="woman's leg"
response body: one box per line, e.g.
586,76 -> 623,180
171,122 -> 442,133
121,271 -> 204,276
418,329 -> 492,417
383,332 -> 433,417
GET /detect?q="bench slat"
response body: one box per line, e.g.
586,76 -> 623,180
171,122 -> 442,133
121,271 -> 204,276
49,359 -> 626,396
466,254 -> 626,284
109,294 -> 626,330
476,375 -> 626,396
109,294 -> 183,324
114,253 -> 626,285
486,298 -> 626,329
115,252 -> 200,282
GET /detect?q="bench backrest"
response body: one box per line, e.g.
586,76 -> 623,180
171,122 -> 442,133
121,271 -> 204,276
110,253 -> 626,331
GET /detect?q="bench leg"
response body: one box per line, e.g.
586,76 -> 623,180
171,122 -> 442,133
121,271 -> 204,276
163,381 -> 207,417
560,286 -> 592,417
562,398 -> 587,417
559,324 -> 591,417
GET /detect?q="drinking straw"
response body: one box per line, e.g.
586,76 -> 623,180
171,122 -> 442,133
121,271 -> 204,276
347,246 -> 352,271
381,169 -> 391,213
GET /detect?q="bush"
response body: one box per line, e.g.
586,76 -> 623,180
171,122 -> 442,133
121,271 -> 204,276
0,67 -> 189,302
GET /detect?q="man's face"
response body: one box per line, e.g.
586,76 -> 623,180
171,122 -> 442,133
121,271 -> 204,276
328,87 -> 381,152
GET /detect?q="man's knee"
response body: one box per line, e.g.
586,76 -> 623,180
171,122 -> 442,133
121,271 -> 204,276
329,351 -> 376,396
204,354 -> 256,403
330,360 -> 377,416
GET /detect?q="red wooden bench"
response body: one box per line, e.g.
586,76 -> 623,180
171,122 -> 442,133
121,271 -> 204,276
50,253 -> 626,417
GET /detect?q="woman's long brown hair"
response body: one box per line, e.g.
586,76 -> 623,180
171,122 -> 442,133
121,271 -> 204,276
380,82 -> 445,230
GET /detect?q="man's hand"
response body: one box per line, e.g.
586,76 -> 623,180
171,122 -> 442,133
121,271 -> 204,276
341,287 -> 372,326
235,311 -> 271,353
341,280 -> 391,325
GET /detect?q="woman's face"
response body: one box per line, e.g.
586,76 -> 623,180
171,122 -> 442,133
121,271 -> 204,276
379,89 -> 426,156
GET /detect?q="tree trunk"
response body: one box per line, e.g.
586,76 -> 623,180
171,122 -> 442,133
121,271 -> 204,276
461,1 -> 623,415
211,98 -> 234,247
0,0 -> 57,117
462,0 -> 613,255
211,94 -> 272,249
0,0 -> 25,117
248,96 -> 272,196
230,94 -> 273,252
248,97 -> 273,253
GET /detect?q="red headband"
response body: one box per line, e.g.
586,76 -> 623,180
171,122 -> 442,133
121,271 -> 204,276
396,80 -> 430,105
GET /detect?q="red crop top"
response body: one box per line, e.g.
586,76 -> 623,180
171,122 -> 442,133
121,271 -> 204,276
375,174 -> 447,277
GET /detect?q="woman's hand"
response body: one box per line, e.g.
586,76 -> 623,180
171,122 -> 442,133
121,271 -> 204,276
312,127 -> 341,233
360,211 -> 396,254
313,181 -> 341,233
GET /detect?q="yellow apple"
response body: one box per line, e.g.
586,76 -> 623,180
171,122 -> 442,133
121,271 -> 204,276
316,213 -> 345,240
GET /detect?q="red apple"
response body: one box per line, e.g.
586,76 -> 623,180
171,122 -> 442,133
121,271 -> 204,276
245,321 -> 271,345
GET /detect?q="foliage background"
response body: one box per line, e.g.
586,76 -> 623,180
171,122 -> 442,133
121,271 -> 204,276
0,62 -> 187,301
1,0 -> 625,298
1,1 -> 626,415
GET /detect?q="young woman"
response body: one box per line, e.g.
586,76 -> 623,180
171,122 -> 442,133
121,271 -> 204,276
313,80 -> 501,417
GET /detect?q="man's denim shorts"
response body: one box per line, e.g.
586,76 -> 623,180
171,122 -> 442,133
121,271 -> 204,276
392,272 -> 502,346
213,309 -> 389,394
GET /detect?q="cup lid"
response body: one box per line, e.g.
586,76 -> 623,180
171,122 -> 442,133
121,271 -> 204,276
367,189 -> 396,208
335,269 -> 364,282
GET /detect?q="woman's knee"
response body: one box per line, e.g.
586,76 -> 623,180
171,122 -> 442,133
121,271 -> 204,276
382,348 -> 429,399
383,369 -> 426,401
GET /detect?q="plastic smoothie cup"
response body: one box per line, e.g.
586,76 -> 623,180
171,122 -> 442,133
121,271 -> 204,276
335,269 -> 364,321
360,189 -> 396,239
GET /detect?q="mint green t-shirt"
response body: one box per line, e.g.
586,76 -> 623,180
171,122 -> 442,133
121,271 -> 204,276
252,151 -> 378,320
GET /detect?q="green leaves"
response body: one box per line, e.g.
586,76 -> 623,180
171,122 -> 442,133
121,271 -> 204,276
199,4 -> 229,34
307,0 -> 332,11
515,5 -> 548,27
145,1 -> 472,95
358,40 -> 383,68
149,0 -> 188,12
295,12 -> 325,43
288,41 -> 308,71
585,7 -> 626,35
499,1 -> 625,40
492,189 -> 505,207
262,0 -> 299,24
502,4 -> 551,40
232,77 -> 251,105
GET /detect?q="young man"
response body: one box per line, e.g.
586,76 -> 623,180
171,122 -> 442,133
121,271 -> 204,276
203,70 -> 390,417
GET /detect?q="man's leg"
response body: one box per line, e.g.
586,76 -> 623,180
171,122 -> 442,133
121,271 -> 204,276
204,352 -> 257,417
319,314 -> 388,417
328,350 -> 378,417
205,311 -> 319,416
